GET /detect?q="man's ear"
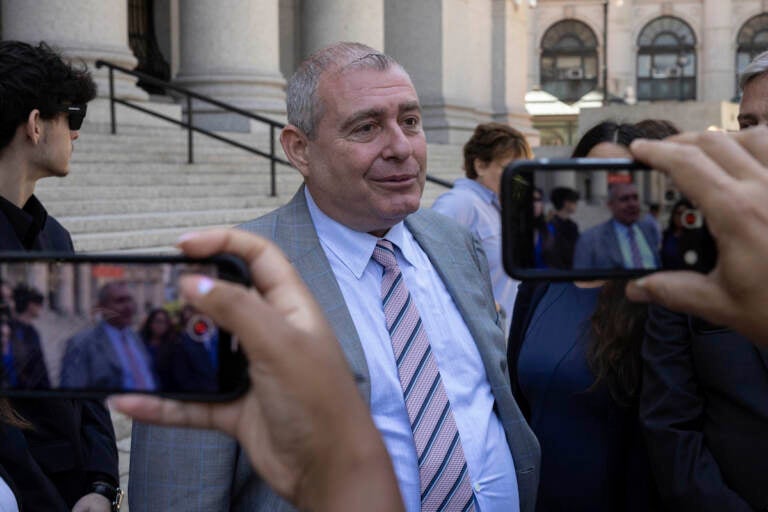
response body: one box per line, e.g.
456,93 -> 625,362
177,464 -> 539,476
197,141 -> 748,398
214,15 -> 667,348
280,125 -> 311,179
473,158 -> 488,177
24,109 -> 43,145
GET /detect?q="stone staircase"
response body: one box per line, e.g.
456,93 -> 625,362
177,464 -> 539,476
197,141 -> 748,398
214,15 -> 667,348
35,119 -> 463,253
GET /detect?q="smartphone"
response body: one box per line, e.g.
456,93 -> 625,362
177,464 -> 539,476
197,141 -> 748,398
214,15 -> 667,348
0,253 -> 250,401
501,158 -> 717,280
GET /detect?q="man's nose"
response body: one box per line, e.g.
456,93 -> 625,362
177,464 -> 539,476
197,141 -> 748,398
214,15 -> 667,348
70,130 -> 80,141
382,124 -> 413,160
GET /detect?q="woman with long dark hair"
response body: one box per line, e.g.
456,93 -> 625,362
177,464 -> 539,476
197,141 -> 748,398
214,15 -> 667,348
140,308 -> 177,390
508,119 -> 678,510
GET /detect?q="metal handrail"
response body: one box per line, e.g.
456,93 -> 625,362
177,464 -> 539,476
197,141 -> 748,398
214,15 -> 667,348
95,60 -> 453,196
96,60 -> 290,196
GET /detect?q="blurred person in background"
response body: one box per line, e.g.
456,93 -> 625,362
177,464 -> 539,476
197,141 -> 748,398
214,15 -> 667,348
544,186 -> 580,269
506,120 -> 676,511
0,40 -> 118,512
433,122 -> 533,334
638,51 -> 768,512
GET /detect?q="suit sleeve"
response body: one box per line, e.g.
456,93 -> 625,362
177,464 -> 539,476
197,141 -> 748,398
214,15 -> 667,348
572,231 -> 591,269
80,399 -> 119,486
59,337 -> 86,388
639,305 -> 752,511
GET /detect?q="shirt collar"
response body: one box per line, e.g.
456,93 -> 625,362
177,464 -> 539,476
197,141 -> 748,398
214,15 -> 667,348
612,218 -> 635,234
0,194 -> 48,249
304,188 -> 419,279
455,178 -> 498,204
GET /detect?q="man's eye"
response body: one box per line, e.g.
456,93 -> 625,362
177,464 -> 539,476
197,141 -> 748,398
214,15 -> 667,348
354,123 -> 376,134
739,121 -> 756,130
403,117 -> 421,129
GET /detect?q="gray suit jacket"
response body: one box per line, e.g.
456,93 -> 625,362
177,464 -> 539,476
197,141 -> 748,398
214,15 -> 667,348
60,322 -> 150,390
129,187 -> 540,511
573,219 -> 660,270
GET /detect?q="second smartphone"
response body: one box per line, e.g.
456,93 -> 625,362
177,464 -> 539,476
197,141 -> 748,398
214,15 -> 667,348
0,253 -> 250,401
501,158 -> 717,281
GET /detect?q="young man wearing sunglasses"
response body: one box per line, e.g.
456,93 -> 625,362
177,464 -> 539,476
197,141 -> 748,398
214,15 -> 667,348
0,41 -> 121,512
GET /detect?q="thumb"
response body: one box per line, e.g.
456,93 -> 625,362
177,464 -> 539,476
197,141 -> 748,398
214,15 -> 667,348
626,271 -> 731,325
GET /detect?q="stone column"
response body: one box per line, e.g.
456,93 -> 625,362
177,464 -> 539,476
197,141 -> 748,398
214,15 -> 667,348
176,0 -> 285,131
386,0 -> 495,144
607,0 -> 635,102
1,0 -> 147,100
701,0 -> 734,101
300,0 -> 384,55
491,0 -> 537,145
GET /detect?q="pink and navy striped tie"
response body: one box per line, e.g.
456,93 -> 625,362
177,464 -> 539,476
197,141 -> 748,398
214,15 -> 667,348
372,239 -> 475,512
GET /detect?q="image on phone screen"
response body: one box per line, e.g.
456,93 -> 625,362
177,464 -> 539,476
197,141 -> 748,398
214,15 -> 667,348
502,159 -> 717,280
0,257 -> 248,398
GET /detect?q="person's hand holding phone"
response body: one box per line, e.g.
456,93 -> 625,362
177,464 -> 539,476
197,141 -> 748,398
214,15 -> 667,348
110,229 -> 403,512
627,126 -> 768,345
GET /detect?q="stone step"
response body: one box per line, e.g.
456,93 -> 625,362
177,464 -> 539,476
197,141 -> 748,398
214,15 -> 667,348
36,173 -> 300,189
45,195 -> 283,216
37,183 -> 277,201
73,224 -> 232,253
58,208 -> 272,234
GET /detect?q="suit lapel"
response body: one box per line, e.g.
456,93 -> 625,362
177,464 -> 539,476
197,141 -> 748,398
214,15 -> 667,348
601,222 -> 625,268
406,212 -> 498,349
273,189 -> 371,402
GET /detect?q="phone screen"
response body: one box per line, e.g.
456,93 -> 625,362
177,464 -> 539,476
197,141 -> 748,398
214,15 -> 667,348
501,158 -> 717,280
0,255 -> 248,399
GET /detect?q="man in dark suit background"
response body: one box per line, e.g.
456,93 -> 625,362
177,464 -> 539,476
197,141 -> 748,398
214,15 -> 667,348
129,42 -> 539,512
61,281 -> 156,391
573,182 -> 660,270
639,50 -> 768,512
0,41 -> 119,512
0,284 -> 50,390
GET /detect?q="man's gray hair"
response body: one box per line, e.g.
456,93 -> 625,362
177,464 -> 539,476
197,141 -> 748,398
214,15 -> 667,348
286,42 -> 403,139
739,50 -> 768,91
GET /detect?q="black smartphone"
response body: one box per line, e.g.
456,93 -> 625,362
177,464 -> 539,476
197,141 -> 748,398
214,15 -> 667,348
0,252 -> 250,401
501,158 -> 717,280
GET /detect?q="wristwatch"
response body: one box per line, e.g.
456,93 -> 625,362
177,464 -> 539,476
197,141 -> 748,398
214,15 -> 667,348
91,481 -> 124,511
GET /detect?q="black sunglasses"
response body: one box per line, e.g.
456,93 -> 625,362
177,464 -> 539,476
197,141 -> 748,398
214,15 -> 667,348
56,104 -> 87,130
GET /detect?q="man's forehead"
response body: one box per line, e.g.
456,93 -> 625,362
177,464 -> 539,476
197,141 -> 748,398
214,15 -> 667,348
740,73 -> 768,110
319,65 -> 419,106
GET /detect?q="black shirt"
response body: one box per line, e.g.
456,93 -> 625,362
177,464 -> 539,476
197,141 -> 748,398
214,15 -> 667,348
0,194 -> 118,511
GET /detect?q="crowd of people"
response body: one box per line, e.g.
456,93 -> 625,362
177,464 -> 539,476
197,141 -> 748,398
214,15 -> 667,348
0,35 -> 766,512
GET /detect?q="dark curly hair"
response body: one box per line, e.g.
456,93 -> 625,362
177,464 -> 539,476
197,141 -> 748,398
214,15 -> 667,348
463,122 -> 532,179
0,41 -> 96,151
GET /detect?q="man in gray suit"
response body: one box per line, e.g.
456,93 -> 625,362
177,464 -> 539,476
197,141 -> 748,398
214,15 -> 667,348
61,281 -> 156,391
573,182 -> 660,270
129,42 -> 539,512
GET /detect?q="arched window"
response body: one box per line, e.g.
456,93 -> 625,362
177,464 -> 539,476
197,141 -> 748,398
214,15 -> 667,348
636,16 -> 697,101
540,20 -> 599,103
736,13 -> 768,96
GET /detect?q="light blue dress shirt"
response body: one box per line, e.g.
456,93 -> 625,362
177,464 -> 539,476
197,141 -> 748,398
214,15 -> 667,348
432,178 -> 518,335
306,189 -> 519,512
103,322 -> 156,390
611,220 -> 657,269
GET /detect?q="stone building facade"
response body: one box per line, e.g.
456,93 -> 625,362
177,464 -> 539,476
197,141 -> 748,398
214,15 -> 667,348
528,0 -> 768,145
0,0 -> 537,143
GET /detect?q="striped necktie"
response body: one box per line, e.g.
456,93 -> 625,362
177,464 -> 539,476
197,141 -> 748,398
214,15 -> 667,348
372,239 -> 475,512
626,226 -> 644,268
121,331 -> 151,390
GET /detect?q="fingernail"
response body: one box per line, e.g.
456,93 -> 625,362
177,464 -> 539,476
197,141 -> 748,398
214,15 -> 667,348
177,231 -> 201,244
195,276 -> 215,296
627,279 -> 652,302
